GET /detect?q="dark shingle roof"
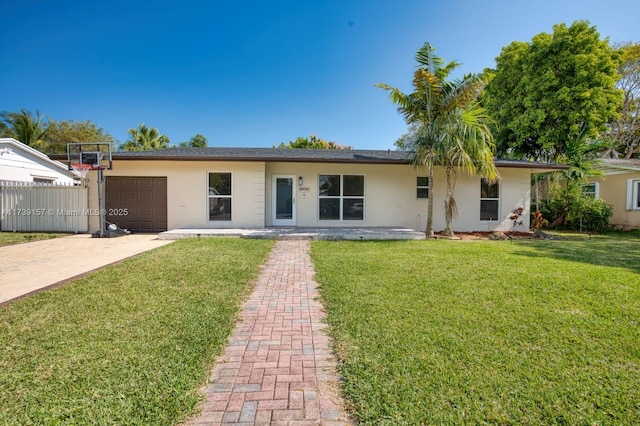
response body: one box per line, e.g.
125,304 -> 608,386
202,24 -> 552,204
109,147 -> 567,170
112,147 -> 408,163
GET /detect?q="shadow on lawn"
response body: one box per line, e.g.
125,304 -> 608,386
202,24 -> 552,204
512,235 -> 640,275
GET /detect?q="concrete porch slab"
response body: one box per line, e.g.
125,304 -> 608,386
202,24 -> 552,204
158,227 -> 426,241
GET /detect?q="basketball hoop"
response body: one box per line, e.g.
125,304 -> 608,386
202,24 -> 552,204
70,163 -> 93,180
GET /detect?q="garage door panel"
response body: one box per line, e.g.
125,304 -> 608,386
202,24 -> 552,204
106,176 -> 167,232
138,193 -> 156,202
123,193 -> 140,202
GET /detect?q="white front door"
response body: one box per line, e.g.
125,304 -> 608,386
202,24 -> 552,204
272,175 -> 296,226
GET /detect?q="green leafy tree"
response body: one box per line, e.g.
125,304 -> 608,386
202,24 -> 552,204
604,42 -> 640,158
485,20 -> 622,162
377,42 -> 498,237
276,134 -> 350,149
0,109 -> 48,147
121,123 -> 170,151
43,119 -> 115,154
178,133 -> 208,147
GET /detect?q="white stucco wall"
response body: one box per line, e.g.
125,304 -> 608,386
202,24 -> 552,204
0,139 -> 76,184
90,159 -> 535,233
266,162 -> 532,232
89,160 -> 266,231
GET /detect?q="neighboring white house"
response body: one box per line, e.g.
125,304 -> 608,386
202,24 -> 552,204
76,147 -> 567,234
0,138 -> 77,184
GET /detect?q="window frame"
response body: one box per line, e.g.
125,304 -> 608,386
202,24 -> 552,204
207,172 -> 232,222
628,179 -> 640,211
582,182 -> 599,199
318,174 -> 365,221
480,179 -> 500,221
416,176 -> 429,199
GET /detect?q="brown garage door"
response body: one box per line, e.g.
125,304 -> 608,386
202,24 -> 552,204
106,177 -> 167,232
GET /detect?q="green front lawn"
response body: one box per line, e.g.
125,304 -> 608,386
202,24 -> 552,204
0,232 -> 68,247
311,235 -> 640,424
0,238 -> 273,425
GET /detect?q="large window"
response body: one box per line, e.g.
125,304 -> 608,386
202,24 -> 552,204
319,174 -> 364,220
480,179 -> 499,221
208,172 -> 232,221
627,179 -> 640,210
417,177 -> 429,199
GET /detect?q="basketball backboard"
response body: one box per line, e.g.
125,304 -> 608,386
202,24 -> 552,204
67,142 -> 113,171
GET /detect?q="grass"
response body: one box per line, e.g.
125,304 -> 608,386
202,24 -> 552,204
0,231 -> 68,247
311,234 -> 640,425
0,238 -> 273,425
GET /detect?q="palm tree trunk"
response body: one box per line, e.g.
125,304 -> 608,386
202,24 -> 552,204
442,166 -> 456,237
425,168 -> 435,237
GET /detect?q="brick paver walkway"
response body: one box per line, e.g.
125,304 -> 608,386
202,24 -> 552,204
185,240 -> 350,425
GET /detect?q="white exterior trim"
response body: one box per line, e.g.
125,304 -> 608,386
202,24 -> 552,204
0,138 -> 77,184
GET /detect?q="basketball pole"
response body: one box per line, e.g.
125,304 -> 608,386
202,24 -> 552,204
97,168 -> 105,237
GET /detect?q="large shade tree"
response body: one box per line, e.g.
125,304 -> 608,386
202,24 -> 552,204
377,42 -> 498,237
485,20 -> 622,162
604,42 -> 640,158
121,123 -> 170,151
44,119 -> 115,154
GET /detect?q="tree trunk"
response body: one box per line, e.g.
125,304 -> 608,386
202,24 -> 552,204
425,168 -> 435,237
442,166 -> 456,237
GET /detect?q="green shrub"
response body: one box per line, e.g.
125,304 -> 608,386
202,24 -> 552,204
540,185 -> 613,233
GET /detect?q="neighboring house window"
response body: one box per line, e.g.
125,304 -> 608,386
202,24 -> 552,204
417,177 -> 429,199
33,177 -> 55,184
480,179 -> 499,221
627,179 -> 640,210
582,183 -> 599,199
208,172 -> 232,221
319,174 -> 364,220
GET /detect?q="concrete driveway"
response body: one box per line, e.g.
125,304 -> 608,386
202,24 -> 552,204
0,234 -> 173,304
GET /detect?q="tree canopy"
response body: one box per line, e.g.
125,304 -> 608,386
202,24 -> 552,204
42,119 -> 115,154
485,20 -> 622,162
0,109 -> 48,148
121,124 -> 170,151
1,110 -> 115,154
605,42 -> 640,158
276,134 -> 350,149
178,133 -> 208,148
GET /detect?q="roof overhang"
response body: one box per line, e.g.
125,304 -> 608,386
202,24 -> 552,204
52,147 -> 570,171
591,159 -> 640,176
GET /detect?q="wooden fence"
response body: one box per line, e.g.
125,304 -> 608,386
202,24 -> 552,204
0,180 -> 88,232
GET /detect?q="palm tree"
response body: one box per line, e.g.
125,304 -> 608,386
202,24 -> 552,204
377,42 -> 498,237
0,109 -> 48,147
121,123 -> 170,151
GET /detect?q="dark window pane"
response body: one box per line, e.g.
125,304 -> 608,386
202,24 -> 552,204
417,188 -> 429,199
343,198 -> 364,220
343,175 -> 364,196
209,197 -> 232,221
480,200 -> 499,221
319,175 -> 340,196
636,182 -> 640,208
481,180 -> 499,199
417,176 -> 429,187
209,173 -> 231,195
319,198 -> 340,220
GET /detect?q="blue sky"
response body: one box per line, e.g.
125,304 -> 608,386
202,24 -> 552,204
2,0 -> 638,150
